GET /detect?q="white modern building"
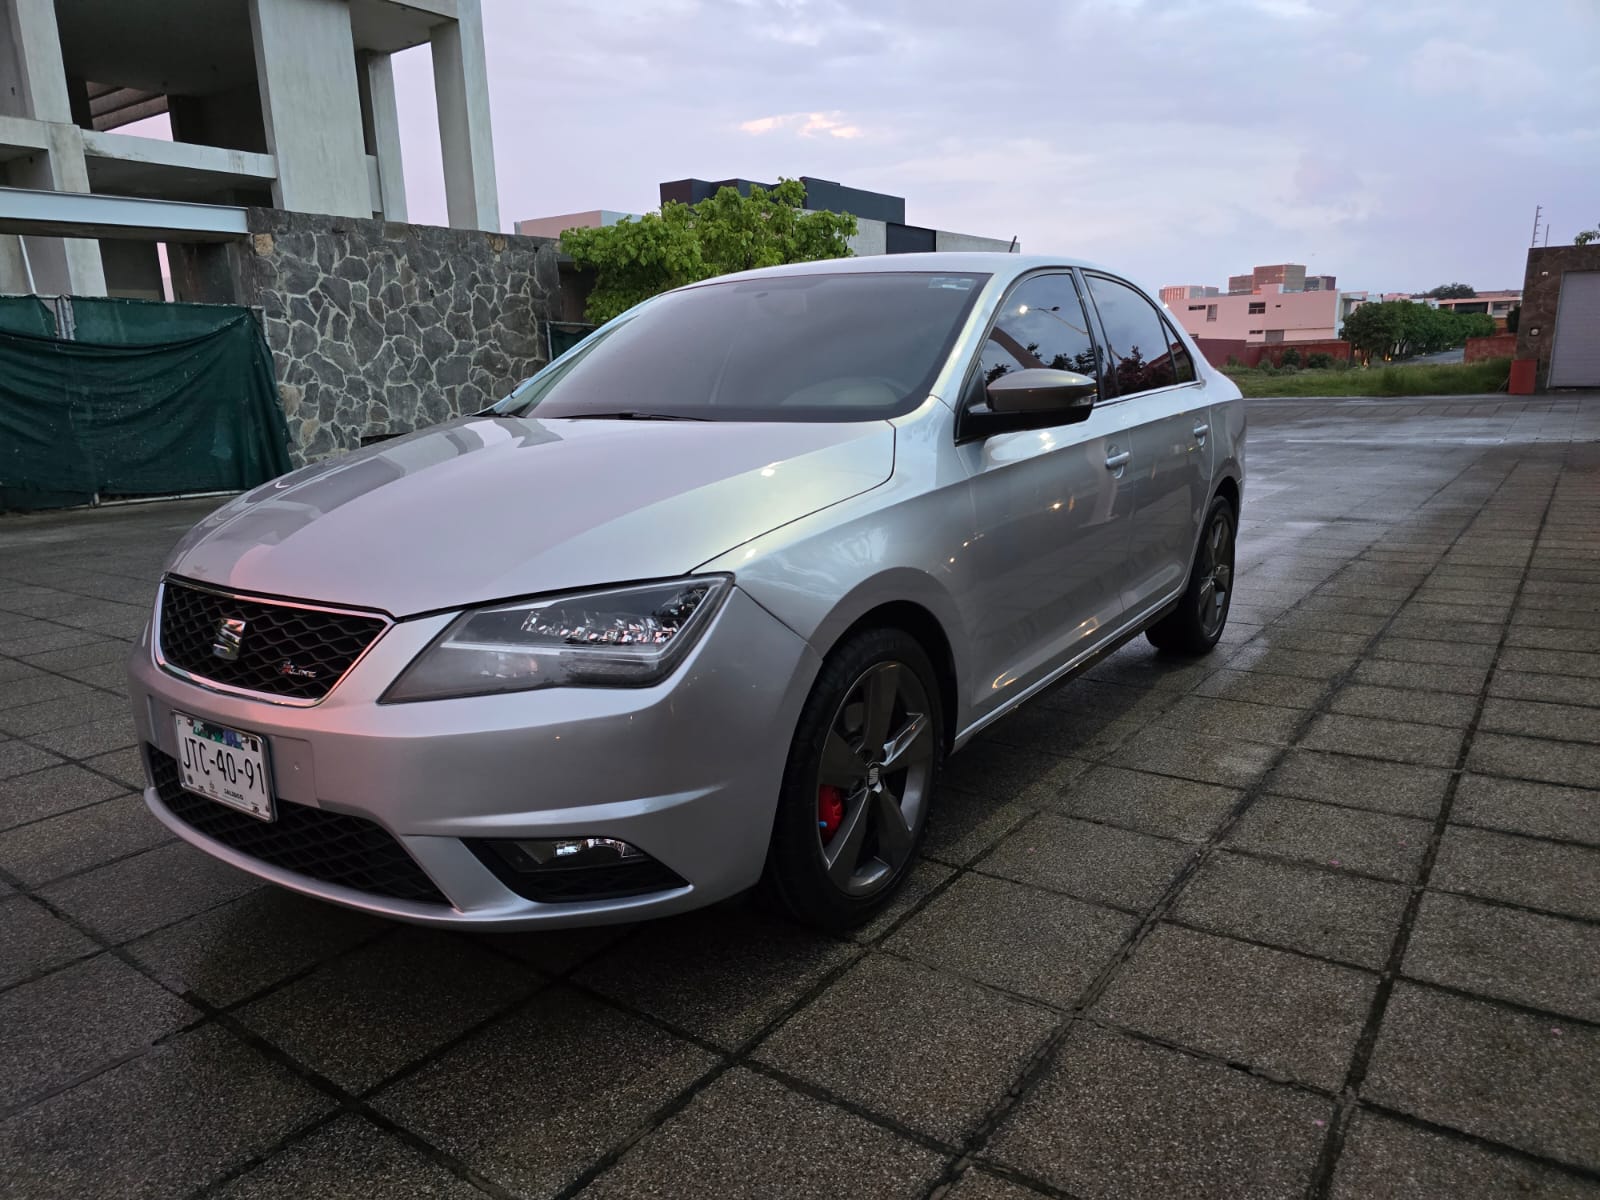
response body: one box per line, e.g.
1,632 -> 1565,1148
0,0 -> 497,298
519,176 -> 1017,258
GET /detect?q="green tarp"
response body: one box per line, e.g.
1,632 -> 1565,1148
0,296 -> 55,338
70,296 -> 251,344
0,300 -> 291,512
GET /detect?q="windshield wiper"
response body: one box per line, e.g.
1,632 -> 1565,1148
556,410 -> 709,422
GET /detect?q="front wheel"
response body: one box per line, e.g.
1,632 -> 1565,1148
1146,494 -> 1237,656
762,628 -> 943,931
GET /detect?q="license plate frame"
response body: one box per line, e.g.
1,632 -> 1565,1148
172,713 -> 275,822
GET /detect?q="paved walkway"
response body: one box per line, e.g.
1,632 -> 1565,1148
2,394 -> 1598,1199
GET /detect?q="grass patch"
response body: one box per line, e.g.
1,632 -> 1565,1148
1224,358 -> 1511,399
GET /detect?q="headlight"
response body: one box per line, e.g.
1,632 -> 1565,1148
383,576 -> 731,702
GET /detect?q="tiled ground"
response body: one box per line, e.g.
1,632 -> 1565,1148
2,393 -> 1599,1199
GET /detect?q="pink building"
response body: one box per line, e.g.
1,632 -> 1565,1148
1168,283 -> 1340,344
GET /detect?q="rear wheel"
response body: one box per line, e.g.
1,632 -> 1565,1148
1146,494 -> 1236,656
763,628 -> 943,931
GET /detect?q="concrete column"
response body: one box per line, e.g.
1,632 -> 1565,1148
5,125 -> 107,295
357,52 -> 407,222
248,0 -> 370,218
430,0 -> 499,231
1,0 -> 72,120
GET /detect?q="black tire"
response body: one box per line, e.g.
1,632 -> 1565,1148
1146,494 -> 1237,656
762,628 -> 944,931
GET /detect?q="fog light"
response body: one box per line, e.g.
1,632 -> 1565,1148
467,835 -> 688,903
501,837 -> 644,871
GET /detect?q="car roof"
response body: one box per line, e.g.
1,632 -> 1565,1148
680,252 -> 1123,290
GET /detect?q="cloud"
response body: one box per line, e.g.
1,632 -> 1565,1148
1408,39 -> 1544,96
738,111 -> 865,139
386,0 -> 1600,294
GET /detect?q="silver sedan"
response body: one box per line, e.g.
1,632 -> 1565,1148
127,253 -> 1244,931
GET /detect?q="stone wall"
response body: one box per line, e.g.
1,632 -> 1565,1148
1516,244 -> 1600,389
239,208 -> 560,463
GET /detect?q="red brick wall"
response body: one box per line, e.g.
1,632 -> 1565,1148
1194,338 -> 1250,368
1195,338 -> 1352,369
1464,334 -> 1517,363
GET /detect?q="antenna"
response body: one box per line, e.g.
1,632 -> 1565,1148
1530,204 -> 1543,247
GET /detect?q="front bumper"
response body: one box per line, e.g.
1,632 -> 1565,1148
128,585 -> 819,929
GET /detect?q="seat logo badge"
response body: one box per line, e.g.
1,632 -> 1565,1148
212,617 -> 246,661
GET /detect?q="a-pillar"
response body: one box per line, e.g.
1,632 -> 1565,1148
430,0 -> 499,232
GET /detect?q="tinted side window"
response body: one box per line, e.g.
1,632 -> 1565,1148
1164,319 -> 1197,384
979,274 -> 1100,388
1085,275 -> 1189,396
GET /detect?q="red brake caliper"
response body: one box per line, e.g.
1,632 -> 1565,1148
817,785 -> 846,843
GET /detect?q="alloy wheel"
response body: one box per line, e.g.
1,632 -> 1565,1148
1197,507 -> 1235,638
814,661 -> 934,896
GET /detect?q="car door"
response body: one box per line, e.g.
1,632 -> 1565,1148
956,271 -> 1138,727
1082,272 -> 1213,617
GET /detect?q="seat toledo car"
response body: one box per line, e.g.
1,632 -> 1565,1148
128,253 -> 1243,931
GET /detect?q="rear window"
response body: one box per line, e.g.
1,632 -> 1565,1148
503,271 -> 988,422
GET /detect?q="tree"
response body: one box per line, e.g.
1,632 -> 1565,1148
1505,303 -> 1520,334
1426,283 -> 1476,299
1343,299 -> 1493,362
559,179 -> 857,323
1341,300 -> 1406,364
1576,225 -> 1599,246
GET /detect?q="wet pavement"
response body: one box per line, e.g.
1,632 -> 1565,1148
2,393 -> 1598,1199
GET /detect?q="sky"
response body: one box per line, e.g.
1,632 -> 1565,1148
386,0 -> 1599,296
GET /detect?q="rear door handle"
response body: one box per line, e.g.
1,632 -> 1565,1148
1105,451 -> 1131,471
1193,423 -> 1210,441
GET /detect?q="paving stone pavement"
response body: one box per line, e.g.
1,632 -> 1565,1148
2,393 -> 1599,1199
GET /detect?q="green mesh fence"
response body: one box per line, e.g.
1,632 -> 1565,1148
0,296 -> 55,337
0,299 -> 291,512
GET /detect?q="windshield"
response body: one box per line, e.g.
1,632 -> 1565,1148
499,271 -> 988,422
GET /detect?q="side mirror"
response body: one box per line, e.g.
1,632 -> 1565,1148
959,368 -> 1098,441
986,368 -> 1098,417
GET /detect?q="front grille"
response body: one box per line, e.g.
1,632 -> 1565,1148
149,747 -> 447,905
158,578 -> 387,702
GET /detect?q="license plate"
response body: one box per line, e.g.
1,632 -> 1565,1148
173,714 -> 274,821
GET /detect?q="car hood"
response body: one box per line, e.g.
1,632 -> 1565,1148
167,415 -> 895,616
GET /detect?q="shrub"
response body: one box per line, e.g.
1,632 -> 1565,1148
1278,348 -> 1302,368
1225,355 -> 1243,368
1258,360 -> 1279,375
1306,352 -> 1334,370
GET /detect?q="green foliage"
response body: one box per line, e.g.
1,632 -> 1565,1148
1227,358 -> 1511,398
1340,300 -> 1498,363
1225,354 -> 1244,367
560,179 -> 858,323
1576,227 -> 1598,246
1306,352 -> 1334,369
1278,347 -> 1302,368
1426,283 -> 1476,299
1340,301 -> 1406,363
1505,303 -> 1520,334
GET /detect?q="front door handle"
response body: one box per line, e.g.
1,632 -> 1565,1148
1105,450 -> 1131,471
1193,423 -> 1210,442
